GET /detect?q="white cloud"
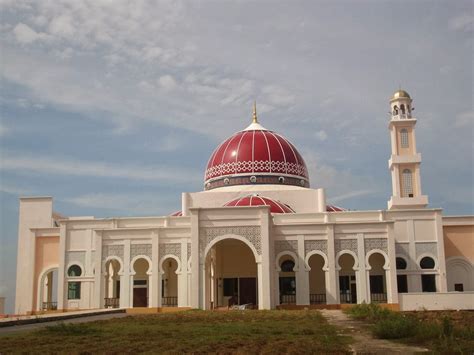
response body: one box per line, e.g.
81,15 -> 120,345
449,14 -> 474,32
454,111 -> 474,128
13,23 -> 46,44
1,153 -> 201,185
315,130 -> 327,141
158,75 -> 178,91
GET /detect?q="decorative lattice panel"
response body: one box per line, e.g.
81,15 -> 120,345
304,240 -> 328,255
199,226 -> 261,257
130,244 -> 152,259
187,243 -> 191,260
335,239 -> 358,254
395,243 -> 410,258
66,251 -> 86,266
102,244 -> 124,261
364,238 -> 388,253
274,240 -> 298,255
159,243 -> 181,260
415,242 -> 438,259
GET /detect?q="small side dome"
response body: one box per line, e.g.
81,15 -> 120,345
391,89 -> 411,100
224,194 -> 294,213
326,205 -> 347,212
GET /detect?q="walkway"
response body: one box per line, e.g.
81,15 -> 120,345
319,309 -> 428,354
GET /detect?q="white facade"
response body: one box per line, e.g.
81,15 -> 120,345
14,90 -> 474,314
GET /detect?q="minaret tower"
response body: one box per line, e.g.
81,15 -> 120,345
387,89 -> 428,209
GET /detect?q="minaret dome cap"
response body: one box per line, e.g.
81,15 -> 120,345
391,89 -> 411,101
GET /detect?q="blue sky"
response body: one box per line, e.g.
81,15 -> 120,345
0,0 -> 472,313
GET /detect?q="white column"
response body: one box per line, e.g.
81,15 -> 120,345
386,223 -> 399,304
190,209 -> 200,308
259,209 -> 271,309
120,240 -> 131,308
93,231 -> 102,309
57,223 -> 67,311
296,235 -> 309,305
407,219 -> 421,292
151,230 -> 159,307
356,233 -> 368,304
326,225 -> 338,304
435,212 -> 448,292
178,240 -> 188,307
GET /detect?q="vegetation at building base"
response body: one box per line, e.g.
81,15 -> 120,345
0,310 -> 351,353
345,303 -> 474,353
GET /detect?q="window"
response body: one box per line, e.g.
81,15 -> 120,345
400,104 -> 406,115
280,260 -> 295,272
133,280 -> 147,286
400,129 -> 409,148
67,265 -> 82,277
396,257 -> 407,270
393,106 -> 399,115
454,283 -> 464,292
369,275 -> 384,293
421,275 -> 436,292
397,275 -> 408,293
420,257 -> 435,269
223,278 -> 238,297
402,169 -> 413,197
68,281 -> 81,299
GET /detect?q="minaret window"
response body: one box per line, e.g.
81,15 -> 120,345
392,106 -> 399,116
402,169 -> 413,197
400,104 -> 406,116
400,129 -> 409,148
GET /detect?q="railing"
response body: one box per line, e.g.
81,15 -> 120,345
104,297 -> 120,308
370,293 -> 387,303
339,292 -> 355,304
280,294 -> 296,304
310,293 -> 326,305
162,296 -> 178,307
42,302 -> 57,310
392,113 -> 411,120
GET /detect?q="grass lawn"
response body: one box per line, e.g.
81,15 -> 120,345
345,304 -> 474,353
0,310 -> 351,353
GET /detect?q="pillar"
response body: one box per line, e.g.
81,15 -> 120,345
296,235 -> 309,305
57,223 -> 67,311
386,223 -> 399,303
120,240 -> 131,308
326,225 -> 338,304
190,209 -> 200,308
151,230 -> 159,307
259,208 -> 271,309
356,233 -> 368,304
93,231 -> 103,308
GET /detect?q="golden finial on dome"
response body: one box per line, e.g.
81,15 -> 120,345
252,101 -> 258,123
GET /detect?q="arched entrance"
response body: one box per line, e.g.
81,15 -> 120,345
367,252 -> 387,303
161,257 -> 179,306
38,267 -> 58,311
132,258 -> 150,307
104,259 -> 121,308
277,255 -> 296,305
308,254 -> 326,304
205,238 -> 258,309
337,253 -> 357,304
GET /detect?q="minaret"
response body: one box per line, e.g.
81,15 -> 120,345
387,89 -> 428,209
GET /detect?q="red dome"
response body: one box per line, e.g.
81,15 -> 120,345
204,121 -> 309,190
224,195 -> 295,214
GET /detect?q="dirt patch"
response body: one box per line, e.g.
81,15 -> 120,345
320,309 -> 428,354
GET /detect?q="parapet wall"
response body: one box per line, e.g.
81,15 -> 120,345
398,292 -> 474,311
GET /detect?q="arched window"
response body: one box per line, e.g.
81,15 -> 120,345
400,129 -> 409,148
420,257 -> 435,269
396,257 -> 407,270
402,169 -> 413,197
281,260 -> 295,272
393,105 -> 399,115
400,104 -> 406,115
67,265 -> 82,277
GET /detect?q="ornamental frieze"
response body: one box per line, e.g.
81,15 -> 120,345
159,243 -> 182,260
304,240 -> 328,256
334,239 -> 358,254
130,244 -> 152,259
274,240 -> 298,255
364,238 -> 388,254
102,244 -> 124,261
199,226 -> 261,257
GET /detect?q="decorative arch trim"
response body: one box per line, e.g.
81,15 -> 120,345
103,256 -> 124,275
36,265 -> 59,312
335,250 -> 359,271
203,234 -> 260,262
365,249 -> 390,270
416,253 -> 438,270
159,254 -> 182,274
130,255 -> 153,275
275,251 -> 298,271
305,250 -> 329,271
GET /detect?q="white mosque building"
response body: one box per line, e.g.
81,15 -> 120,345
15,90 -> 473,315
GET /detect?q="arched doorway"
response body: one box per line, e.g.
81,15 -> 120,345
205,238 -> 258,309
367,252 -> 387,303
338,253 -> 357,304
161,257 -> 179,307
104,259 -> 121,308
132,258 -> 150,307
38,268 -> 58,311
278,255 -> 296,305
308,254 -> 326,304
446,257 -> 473,292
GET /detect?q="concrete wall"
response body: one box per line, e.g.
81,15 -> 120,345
399,292 -> 474,311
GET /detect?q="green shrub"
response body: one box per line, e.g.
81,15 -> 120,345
372,315 -> 417,339
345,303 -> 391,321
44,322 -> 99,336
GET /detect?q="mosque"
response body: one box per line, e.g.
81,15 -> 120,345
15,90 -> 473,314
